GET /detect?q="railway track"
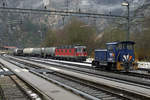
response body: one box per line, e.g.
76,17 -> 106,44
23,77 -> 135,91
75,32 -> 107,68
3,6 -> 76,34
15,56 -> 150,86
0,56 -> 88,100
1,56 -> 130,100
3,55 -> 150,100
22,56 -> 150,80
0,64 -> 42,100
31,69 -> 129,100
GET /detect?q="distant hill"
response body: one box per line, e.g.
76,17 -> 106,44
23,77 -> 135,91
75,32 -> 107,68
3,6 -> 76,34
0,0 -> 149,49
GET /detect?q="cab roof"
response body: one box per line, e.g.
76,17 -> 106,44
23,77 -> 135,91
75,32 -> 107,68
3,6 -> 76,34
106,41 -> 135,45
57,45 -> 86,49
120,41 -> 135,44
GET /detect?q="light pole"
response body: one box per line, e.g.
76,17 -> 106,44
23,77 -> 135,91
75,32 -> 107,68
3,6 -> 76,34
122,1 -> 130,41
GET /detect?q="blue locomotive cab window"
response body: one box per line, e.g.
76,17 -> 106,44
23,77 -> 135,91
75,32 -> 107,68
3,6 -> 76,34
117,44 -> 122,50
119,43 -> 134,50
107,45 -> 117,52
107,45 -> 114,51
127,44 -> 134,50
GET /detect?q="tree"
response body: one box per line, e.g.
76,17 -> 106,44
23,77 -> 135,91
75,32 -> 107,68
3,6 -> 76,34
42,18 -> 97,55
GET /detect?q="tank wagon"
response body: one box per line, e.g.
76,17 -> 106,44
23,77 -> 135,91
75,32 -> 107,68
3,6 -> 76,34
92,41 -> 138,71
13,48 -> 23,56
23,48 -> 34,56
32,48 -> 42,57
42,47 -> 56,58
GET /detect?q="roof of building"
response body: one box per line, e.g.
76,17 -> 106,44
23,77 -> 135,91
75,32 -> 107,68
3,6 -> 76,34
3,46 -> 17,49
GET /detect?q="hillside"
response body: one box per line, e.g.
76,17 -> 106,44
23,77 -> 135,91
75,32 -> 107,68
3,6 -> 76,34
0,0 -> 149,50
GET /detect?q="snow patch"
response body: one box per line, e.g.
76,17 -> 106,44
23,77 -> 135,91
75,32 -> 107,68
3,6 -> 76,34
138,62 -> 150,69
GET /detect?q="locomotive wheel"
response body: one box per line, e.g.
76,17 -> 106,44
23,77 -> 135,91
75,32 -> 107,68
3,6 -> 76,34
106,63 -> 112,71
92,61 -> 99,68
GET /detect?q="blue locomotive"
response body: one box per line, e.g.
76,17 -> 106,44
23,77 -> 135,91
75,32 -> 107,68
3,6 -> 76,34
92,41 -> 138,71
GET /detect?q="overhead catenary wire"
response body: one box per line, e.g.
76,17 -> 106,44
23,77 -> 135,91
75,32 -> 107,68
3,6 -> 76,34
0,7 -> 128,19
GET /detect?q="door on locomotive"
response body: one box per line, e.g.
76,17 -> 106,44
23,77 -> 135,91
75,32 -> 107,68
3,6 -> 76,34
106,42 -> 119,70
106,42 -> 118,63
116,41 -> 137,71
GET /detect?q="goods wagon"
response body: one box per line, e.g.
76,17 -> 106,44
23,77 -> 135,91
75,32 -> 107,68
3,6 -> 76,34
13,48 -> 23,56
23,48 -> 34,56
32,48 -> 42,57
42,47 -> 56,58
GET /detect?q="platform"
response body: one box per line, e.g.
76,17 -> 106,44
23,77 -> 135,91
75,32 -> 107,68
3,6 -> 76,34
0,58 -> 86,100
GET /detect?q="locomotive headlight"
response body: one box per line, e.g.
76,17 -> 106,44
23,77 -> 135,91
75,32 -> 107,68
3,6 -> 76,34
112,53 -> 115,57
110,53 -> 115,57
